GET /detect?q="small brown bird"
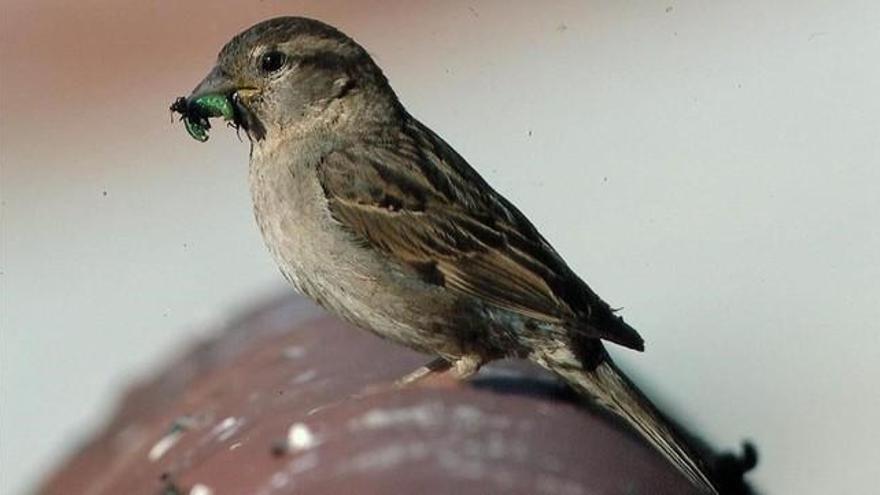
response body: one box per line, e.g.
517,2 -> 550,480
176,17 -> 717,493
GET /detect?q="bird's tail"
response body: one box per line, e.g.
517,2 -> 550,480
537,347 -> 718,494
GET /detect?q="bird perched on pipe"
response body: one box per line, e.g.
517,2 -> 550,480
172,17 -> 719,493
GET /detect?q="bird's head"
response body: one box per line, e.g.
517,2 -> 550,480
172,17 -> 399,143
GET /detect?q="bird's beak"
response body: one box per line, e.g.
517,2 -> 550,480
189,66 -> 238,100
178,66 -> 265,141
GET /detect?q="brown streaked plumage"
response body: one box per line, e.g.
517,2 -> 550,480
317,121 -> 644,350
176,16 -> 718,493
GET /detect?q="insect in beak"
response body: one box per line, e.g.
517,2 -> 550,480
170,94 -> 236,142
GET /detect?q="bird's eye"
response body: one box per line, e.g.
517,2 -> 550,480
260,51 -> 286,73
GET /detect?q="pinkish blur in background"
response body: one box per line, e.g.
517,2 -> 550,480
2,1 -> 879,493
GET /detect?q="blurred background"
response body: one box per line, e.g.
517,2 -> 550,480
2,1 -> 878,493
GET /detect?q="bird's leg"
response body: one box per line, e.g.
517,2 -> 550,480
394,354 -> 485,388
394,357 -> 451,388
451,354 -> 484,380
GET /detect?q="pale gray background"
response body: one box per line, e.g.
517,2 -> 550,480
2,1 -> 878,493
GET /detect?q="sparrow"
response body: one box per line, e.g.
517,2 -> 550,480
174,17 -> 718,493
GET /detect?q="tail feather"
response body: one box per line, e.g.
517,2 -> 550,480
540,349 -> 718,494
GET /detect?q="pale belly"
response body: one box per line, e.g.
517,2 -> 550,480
248,153 -> 469,357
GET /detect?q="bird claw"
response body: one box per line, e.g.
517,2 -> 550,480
394,355 -> 485,388
394,357 -> 451,388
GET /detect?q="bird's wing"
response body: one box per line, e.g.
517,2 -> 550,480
317,119 -> 643,350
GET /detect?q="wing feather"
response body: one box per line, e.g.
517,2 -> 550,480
315,118 -> 644,350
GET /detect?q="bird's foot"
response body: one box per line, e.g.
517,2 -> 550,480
394,355 -> 485,389
394,357 -> 451,388
450,354 -> 483,380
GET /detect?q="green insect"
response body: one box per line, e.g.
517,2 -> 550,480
170,94 -> 236,142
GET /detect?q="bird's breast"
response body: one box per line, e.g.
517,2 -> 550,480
245,148 -> 471,356
249,151 -> 339,296
247,150 -> 406,326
